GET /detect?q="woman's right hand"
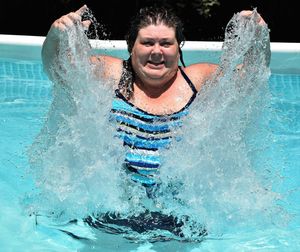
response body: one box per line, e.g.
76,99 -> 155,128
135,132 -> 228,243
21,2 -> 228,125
48,5 -> 91,37
42,5 -> 93,81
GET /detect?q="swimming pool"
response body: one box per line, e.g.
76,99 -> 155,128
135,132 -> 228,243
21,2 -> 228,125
1,34 -> 300,251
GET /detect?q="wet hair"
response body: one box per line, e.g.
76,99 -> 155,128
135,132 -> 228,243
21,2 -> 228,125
119,6 -> 186,99
125,6 -> 185,54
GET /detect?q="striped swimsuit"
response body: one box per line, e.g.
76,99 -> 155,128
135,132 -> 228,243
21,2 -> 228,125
110,66 -> 197,187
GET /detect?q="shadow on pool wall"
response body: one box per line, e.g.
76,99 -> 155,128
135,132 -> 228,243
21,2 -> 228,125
1,0 -> 300,42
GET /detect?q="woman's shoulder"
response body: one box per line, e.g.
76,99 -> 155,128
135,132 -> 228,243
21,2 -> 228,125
90,55 -> 124,82
185,62 -> 218,75
183,62 -> 219,91
90,55 -> 123,71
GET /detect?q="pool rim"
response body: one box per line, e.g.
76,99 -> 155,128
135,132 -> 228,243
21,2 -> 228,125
1,34 -> 300,73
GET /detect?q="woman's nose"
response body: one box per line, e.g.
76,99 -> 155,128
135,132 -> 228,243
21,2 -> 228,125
151,43 -> 162,54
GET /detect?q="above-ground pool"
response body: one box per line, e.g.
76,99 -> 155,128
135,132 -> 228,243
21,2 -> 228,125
0,34 -> 299,251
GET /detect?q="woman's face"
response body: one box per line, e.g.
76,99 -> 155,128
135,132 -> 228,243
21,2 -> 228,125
131,24 -> 179,88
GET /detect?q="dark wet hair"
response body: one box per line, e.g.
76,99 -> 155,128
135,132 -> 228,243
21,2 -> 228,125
119,6 -> 186,99
125,6 -> 185,53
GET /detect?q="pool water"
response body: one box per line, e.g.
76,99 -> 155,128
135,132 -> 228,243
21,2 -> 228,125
0,55 -> 299,251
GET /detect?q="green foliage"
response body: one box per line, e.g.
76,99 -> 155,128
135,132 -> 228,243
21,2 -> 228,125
175,0 -> 220,18
193,0 -> 220,18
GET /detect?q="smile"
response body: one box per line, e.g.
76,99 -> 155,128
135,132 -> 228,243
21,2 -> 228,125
147,61 -> 165,68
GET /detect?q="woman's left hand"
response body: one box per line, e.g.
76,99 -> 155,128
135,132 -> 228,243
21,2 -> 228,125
239,10 -> 267,26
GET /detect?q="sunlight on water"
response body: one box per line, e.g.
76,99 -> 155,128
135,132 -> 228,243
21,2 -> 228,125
156,11 -> 287,236
24,9 -> 290,242
26,23 -> 131,220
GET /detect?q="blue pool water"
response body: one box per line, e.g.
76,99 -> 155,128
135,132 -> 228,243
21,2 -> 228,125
1,10 -> 300,251
0,52 -> 299,251
1,10 -> 300,248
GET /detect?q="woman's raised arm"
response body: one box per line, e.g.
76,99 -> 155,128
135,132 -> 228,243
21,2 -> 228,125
41,5 -> 92,81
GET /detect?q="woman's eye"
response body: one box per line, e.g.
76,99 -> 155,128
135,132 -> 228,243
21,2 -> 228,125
142,41 -> 153,46
161,42 -> 171,47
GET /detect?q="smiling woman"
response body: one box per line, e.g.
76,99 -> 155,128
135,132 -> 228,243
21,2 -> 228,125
42,4 -> 223,189
131,24 -> 180,89
122,23 -> 202,114
39,4 -> 271,240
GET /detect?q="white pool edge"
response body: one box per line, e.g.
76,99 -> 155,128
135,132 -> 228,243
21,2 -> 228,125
1,34 -> 300,73
2,34 -> 300,51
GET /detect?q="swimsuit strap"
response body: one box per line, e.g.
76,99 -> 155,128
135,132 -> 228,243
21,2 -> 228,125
178,66 -> 198,94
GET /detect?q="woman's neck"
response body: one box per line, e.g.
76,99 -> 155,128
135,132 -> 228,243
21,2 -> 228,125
133,71 -> 178,99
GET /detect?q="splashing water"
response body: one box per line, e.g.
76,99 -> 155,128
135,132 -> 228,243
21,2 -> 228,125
26,9 -> 129,220
156,10 -> 286,236
25,9 -> 288,241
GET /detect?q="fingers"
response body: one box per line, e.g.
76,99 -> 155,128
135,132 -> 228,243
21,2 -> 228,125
51,14 -> 79,32
75,4 -> 88,17
76,5 -> 91,30
239,10 -> 266,26
51,5 -> 90,32
240,10 -> 253,17
82,20 -> 92,30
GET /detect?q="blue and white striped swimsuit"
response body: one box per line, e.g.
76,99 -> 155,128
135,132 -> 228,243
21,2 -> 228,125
110,67 -> 197,187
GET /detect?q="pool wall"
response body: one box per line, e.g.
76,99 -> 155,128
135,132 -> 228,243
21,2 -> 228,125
0,34 -> 300,73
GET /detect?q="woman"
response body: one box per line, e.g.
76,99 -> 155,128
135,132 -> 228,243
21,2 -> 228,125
41,4 -> 270,239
